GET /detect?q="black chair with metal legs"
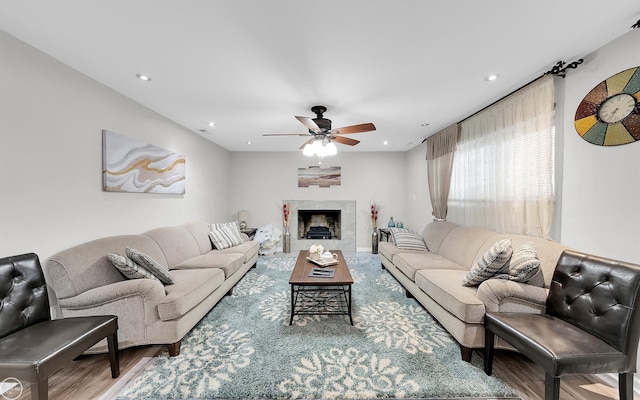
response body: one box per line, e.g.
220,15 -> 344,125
484,249 -> 640,400
0,253 -> 119,400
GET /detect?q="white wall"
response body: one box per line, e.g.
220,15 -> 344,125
561,29 -> 640,264
228,151 -> 407,250
0,30 -> 230,261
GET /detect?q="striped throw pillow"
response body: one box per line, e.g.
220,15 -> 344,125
125,247 -> 175,285
107,253 -> 160,281
462,239 -> 513,286
493,242 -> 540,283
391,228 -> 428,252
209,221 -> 244,249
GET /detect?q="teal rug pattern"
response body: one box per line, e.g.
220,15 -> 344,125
117,256 -> 520,399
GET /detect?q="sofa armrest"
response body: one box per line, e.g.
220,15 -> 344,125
477,279 -> 548,314
58,279 -> 165,310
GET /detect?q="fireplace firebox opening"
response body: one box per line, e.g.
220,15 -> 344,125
298,209 -> 341,240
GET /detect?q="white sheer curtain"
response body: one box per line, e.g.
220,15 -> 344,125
448,75 -> 555,238
426,124 -> 459,220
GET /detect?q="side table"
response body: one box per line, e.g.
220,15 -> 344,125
240,228 -> 257,240
378,228 -> 391,242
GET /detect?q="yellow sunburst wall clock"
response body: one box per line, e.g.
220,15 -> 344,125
574,66 -> 640,146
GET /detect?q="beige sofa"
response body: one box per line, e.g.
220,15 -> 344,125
379,221 -> 570,361
46,220 -> 259,356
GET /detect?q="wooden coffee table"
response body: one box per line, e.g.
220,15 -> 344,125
289,250 -> 354,325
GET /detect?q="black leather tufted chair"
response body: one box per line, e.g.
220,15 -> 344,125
0,253 -> 119,400
484,249 -> 640,400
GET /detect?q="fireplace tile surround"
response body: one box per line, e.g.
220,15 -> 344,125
285,200 -> 356,252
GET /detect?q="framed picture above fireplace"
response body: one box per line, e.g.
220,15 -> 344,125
297,166 -> 341,188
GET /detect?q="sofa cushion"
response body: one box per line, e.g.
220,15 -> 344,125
174,252 -> 244,278
157,268 -> 226,321
209,221 -> 244,249
379,241 -> 426,264
181,220 -> 215,254
462,239 -> 513,287
107,253 -> 160,281
421,221 -> 459,254
126,247 -> 175,285
415,269 -> 486,324
143,226 -> 202,268
210,240 -> 260,263
394,252 -> 467,281
391,228 -> 429,252
437,226 -> 497,269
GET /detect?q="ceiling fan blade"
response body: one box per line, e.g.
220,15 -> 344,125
262,133 -> 312,136
332,135 -> 360,146
299,137 -> 315,149
329,123 -> 376,134
295,116 -> 321,132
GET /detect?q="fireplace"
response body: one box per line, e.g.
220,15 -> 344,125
284,200 -> 356,252
298,209 -> 341,240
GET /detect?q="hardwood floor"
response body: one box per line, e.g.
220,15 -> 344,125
6,346 -> 639,399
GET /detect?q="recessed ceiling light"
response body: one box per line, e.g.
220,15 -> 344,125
208,121 -> 215,127
420,123 -> 429,127
383,141 -> 388,145
246,141 -> 252,145
136,74 -> 152,81
484,74 -> 499,82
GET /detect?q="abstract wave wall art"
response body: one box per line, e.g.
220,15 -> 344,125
102,130 -> 186,194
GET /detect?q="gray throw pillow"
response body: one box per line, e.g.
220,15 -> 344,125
125,247 -> 174,285
107,253 -> 160,281
462,239 -> 513,286
493,242 -> 540,283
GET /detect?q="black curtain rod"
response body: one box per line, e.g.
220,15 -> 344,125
422,58 -> 583,143
458,74 -> 547,125
458,59 -> 582,124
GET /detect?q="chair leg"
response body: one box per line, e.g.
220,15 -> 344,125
484,328 -> 494,375
107,331 -> 120,378
544,373 -> 560,400
619,372 -> 633,400
30,379 -> 48,400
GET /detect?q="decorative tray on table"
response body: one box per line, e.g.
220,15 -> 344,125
306,257 -> 338,267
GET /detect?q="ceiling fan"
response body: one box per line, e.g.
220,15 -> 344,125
263,105 -> 376,150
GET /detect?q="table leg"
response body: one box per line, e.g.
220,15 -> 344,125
347,285 -> 353,325
289,284 -> 295,325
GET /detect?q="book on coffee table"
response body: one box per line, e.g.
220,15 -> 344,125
306,257 -> 339,267
308,268 -> 335,278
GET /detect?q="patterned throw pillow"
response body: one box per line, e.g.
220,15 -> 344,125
107,253 -> 160,281
209,221 -> 244,249
390,228 -> 428,252
493,242 -> 540,283
462,239 -> 513,287
125,247 -> 174,285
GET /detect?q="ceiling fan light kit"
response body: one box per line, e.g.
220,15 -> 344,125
303,138 -> 338,157
263,105 -> 376,155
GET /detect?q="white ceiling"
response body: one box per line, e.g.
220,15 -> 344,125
1,1 -> 639,152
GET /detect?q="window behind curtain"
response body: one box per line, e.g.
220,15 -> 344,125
448,75 -> 555,238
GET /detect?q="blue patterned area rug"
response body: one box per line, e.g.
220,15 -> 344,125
116,256 -> 520,399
